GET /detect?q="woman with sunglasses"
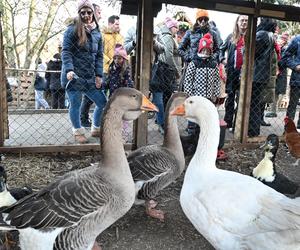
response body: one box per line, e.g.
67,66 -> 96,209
61,0 -> 107,144
178,9 -> 220,65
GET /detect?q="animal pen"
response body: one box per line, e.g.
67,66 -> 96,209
1,0 -> 300,154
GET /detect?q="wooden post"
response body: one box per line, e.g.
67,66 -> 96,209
234,14 -> 257,143
0,12 -> 6,146
133,0 -> 153,149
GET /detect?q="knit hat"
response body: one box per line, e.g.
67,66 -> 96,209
164,17 -> 178,29
77,0 -> 94,13
196,9 -> 209,20
114,44 -> 128,60
198,33 -> 213,53
281,32 -> 289,42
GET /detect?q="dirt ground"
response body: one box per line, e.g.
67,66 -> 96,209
0,142 -> 300,250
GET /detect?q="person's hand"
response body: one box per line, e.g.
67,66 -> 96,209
67,71 -> 75,80
221,59 -> 227,65
295,65 -> 300,72
96,76 -> 102,89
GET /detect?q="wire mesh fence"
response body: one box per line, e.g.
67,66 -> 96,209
1,2 -> 300,149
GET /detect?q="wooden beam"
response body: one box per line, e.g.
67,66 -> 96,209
121,0 -> 300,21
234,15 -> 257,143
0,13 -> 5,146
133,0 -> 153,148
0,144 -> 133,153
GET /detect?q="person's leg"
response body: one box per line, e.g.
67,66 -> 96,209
260,101 -> 270,126
39,90 -> 50,109
152,91 -> 164,134
58,89 -> 66,109
85,90 -> 107,136
80,95 -> 94,126
35,90 -> 41,109
51,90 -> 58,109
66,89 -> 87,143
35,90 -> 49,109
286,86 -> 299,120
248,82 -> 263,137
224,91 -> 235,128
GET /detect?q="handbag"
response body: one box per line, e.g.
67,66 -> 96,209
150,61 -> 175,92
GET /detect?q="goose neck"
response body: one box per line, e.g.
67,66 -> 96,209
163,115 -> 185,170
101,108 -> 126,166
192,118 -> 219,168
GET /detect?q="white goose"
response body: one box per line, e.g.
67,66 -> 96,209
0,88 -> 158,250
171,96 -> 300,250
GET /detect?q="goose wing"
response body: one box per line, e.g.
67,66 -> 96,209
128,145 -> 178,181
2,166 -> 110,229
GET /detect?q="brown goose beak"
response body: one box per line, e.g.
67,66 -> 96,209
141,95 -> 159,112
170,103 -> 185,116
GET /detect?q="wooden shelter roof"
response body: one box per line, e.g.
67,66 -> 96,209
121,0 -> 300,21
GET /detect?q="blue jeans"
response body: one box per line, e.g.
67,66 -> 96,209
152,91 -> 164,126
35,90 -> 50,109
66,89 -> 107,129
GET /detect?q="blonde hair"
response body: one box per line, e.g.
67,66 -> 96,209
231,15 -> 247,45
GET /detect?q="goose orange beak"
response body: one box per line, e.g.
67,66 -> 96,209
171,103 -> 185,116
141,95 -> 159,112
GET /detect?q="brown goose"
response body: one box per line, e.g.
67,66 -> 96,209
0,88 -> 158,250
127,92 -> 187,221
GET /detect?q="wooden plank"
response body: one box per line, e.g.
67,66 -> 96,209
234,15 -> 257,143
121,0 -> 300,22
133,0 -> 153,148
0,13 -> 5,146
0,144 -> 133,153
215,3 -> 255,15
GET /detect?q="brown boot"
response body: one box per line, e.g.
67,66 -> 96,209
73,128 -> 88,144
91,126 -> 101,137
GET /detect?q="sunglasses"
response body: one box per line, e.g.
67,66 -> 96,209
80,11 -> 93,16
198,17 -> 209,23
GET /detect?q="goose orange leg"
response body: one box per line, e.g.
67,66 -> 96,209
92,241 -> 102,250
145,200 -> 165,222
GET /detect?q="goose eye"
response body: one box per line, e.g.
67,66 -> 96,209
131,94 -> 137,98
189,100 -> 193,104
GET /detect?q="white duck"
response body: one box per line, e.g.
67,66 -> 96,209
0,88 -> 158,250
171,96 -> 300,250
127,92 -> 187,221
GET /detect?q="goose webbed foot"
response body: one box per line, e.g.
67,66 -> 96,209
145,200 -> 165,222
92,241 -> 102,250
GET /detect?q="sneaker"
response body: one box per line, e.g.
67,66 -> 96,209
81,119 -> 92,128
91,127 -> 101,137
261,120 -> 271,126
74,134 -> 88,144
265,112 -> 277,118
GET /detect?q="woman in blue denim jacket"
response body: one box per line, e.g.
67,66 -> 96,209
61,0 -> 107,143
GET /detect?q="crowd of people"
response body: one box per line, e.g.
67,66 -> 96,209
30,0 -> 300,148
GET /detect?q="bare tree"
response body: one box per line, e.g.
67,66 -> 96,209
1,0 -> 74,69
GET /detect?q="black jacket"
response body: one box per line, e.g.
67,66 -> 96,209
46,55 -> 62,90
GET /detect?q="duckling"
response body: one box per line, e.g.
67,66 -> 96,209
252,134 -> 300,197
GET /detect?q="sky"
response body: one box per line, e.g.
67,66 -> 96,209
101,4 -> 239,41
